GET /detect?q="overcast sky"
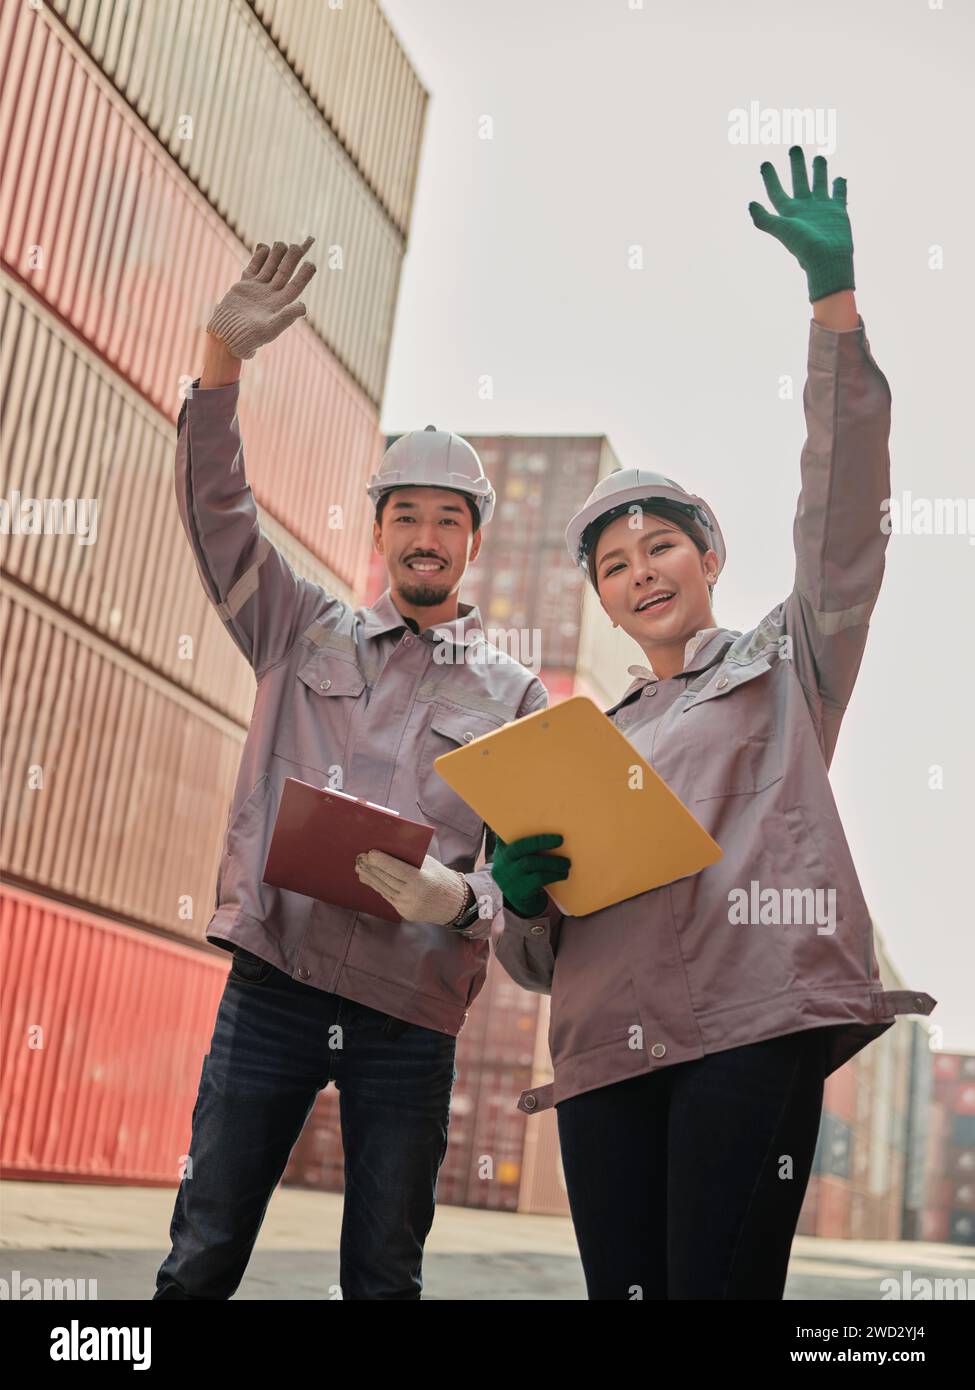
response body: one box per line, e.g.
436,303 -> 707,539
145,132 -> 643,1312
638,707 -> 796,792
380,0 -> 973,1054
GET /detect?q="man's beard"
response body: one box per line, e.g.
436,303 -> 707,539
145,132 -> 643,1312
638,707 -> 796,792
397,575 -> 453,607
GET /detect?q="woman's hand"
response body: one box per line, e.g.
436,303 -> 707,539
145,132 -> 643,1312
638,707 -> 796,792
748,146 -> 855,304
206,237 -> 317,360
490,833 -> 572,918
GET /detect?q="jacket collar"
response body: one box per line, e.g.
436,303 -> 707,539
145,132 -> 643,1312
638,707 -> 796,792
359,587 -> 487,648
604,626 -> 737,716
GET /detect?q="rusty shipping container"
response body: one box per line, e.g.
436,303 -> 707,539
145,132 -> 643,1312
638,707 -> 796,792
0,275 -> 358,728
25,0 -> 408,406
0,884 -> 228,1183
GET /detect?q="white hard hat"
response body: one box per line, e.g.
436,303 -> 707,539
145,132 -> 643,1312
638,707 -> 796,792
564,468 -> 725,584
367,425 -> 495,526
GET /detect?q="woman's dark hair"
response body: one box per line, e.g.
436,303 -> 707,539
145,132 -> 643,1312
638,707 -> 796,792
583,497 -> 715,601
374,486 -> 481,534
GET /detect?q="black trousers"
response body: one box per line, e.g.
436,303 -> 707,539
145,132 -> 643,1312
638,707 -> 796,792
555,1027 -> 828,1299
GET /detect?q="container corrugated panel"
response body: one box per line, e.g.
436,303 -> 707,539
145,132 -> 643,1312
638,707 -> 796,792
464,1064 -> 532,1211
454,953 -> 539,1071
517,1106 -> 569,1217
250,0 -> 428,237
2,4 -> 399,415
1,586 -> 240,941
38,0 -> 407,407
478,975 -> 540,1071
0,884 -> 227,1183
0,275 -> 357,727
533,549 -> 585,668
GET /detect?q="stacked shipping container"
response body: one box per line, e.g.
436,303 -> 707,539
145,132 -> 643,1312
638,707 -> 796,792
377,433 -> 618,675
0,0 -> 427,1181
798,938 -> 937,1240
0,2 -> 943,1244
922,1053 -> 975,1245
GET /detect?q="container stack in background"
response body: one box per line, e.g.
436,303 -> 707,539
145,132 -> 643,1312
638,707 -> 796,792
1,0 -> 427,1184
796,936 -> 955,1241
921,1053 -> 975,1245
366,431 -> 622,698
0,1 -> 948,1237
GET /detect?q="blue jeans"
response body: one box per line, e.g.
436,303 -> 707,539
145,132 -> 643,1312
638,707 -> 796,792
555,1027 -> 828,1299
153,948 -> 457,1300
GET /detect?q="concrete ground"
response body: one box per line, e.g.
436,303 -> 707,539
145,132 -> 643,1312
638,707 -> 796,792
1,1180 -> 973,1300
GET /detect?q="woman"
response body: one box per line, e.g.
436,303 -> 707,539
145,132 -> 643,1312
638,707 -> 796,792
489,147 -> 935,1300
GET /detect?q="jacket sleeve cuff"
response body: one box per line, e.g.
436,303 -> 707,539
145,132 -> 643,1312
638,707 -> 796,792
452,868 -> 502,940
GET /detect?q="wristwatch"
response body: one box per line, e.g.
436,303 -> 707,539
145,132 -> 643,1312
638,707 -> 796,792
447,880 -> 480,932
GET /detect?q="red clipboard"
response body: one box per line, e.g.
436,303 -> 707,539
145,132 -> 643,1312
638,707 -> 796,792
262,777 -> 435,923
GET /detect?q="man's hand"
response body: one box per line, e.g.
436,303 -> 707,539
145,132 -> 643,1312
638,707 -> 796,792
354,850 -> 469,926
748,146 -> 854,303
206,237 -> 317,360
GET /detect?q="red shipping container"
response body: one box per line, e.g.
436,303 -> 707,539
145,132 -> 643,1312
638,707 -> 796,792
0,885 -> 228,1184
824,1060 -> 857,1123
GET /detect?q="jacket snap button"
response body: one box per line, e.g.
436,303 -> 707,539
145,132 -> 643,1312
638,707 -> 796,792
523,1094 -> 537,1111
643,685 -> 657,697
650,1042 -> 667,1058
298,966 -> 310,980
463,731 -> 474,742
319,679 -> 331,691
530,924 -> 545,935
715,676 -> 729,689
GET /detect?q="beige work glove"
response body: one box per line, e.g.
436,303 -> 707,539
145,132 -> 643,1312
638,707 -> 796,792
354,850 -> 469,926
206,236 -> 317,360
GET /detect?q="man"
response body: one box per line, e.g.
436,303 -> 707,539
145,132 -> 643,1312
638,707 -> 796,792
154,237 -> 546,1300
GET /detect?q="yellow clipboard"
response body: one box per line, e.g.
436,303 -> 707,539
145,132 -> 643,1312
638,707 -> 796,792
433,695 -> 722,917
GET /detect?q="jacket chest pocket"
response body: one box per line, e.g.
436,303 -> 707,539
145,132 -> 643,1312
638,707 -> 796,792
273,652 -> 366,775
682,658 -> 783,800
416,705 -> 504,838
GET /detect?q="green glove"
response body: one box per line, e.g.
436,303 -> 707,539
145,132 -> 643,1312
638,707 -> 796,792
748,146 -> 854,303
490,833 -> 572,918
